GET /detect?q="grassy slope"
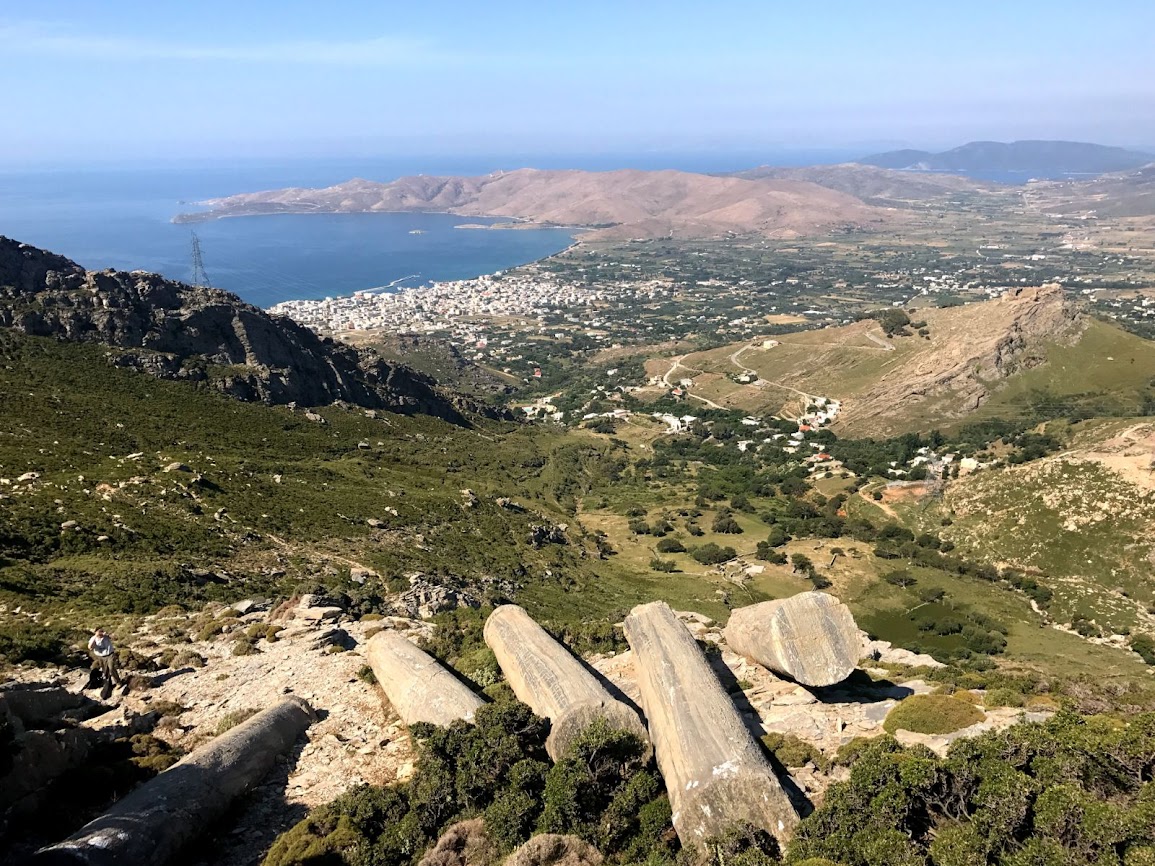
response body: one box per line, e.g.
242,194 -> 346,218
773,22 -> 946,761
0,332 -> 594,615
640,313 -> 1155,435
2,331 -> 1152,689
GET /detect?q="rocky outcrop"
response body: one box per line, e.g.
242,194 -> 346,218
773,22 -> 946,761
419,819 -> 496,866
484,604 -> 649,761
0,685 -> 154,818
724,592 -> 860,687
0,236 -> 497,423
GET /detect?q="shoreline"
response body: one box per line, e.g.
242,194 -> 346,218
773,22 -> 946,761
172,206 -> 590,235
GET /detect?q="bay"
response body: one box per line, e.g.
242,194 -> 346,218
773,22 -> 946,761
0,148 -> 866,307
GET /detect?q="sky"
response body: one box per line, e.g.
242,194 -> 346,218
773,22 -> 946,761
2,0 -> 1154,164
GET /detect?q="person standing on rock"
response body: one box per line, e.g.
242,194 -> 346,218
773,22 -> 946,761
88,627 -> 121,694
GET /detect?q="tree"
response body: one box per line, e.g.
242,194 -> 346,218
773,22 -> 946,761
712,508 -> 743,534
655,537 -> 685,554
883,569 -> 917,589
692,543 -> 737,565
791,553 -> 814,576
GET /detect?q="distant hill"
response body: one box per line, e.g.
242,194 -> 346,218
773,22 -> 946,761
731,163 -> 997,206
1026,163 -> 1155,217
643,285 -> 1155,436
859,140 -> 1154,174
177,168 -> 892,240
0,236 -> 487,423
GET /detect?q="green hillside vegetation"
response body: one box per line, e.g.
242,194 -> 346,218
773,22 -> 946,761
973,318 -> 1155,422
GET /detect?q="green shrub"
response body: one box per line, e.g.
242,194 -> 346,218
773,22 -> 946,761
649,557 -> 678,573
692,543 -> 737,565
0,620 -> 79,666
1131,635 -> 1155,666
655,537 -> 685,553
232,638 -> 259,656
149,700 -> 186,718
171,649 -> 205,668
833,735 -> 896,767
984,688 -> 1025,708
762,732 -> 830,771
883,695 -> 985,735
356,665 -> 377,685
215,708 -> 259,735
196,621 -> 226,642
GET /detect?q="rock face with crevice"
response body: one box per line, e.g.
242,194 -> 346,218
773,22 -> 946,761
484,604 -> 649,760
623,600 -> 799,849
724,592 -> 861,687
0,236 -> 499,422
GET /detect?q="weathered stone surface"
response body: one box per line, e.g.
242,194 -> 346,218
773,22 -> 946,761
366,629 -> 486,727
504,834 -> 603,866
32,696 -> 314,866
623,601 -> 798,849
484,604 -> 649,761
724,592 -> 860,687
0,683 -> 89,727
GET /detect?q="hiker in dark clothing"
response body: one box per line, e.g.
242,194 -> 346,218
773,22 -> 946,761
88,627 -> 121,688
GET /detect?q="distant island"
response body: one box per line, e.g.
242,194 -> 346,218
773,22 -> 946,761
858,139 -> 1153,174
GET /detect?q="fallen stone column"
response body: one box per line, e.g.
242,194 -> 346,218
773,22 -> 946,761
367,629 -> 486,726
32,696 -> 315,866
484,604 -> 649,761
624,601 -> 798,849
724,591 -> 859,687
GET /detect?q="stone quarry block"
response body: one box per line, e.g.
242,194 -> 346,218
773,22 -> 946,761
367,629 -> 486,727
33,696 -> 315,866
484,604 -> 649,761
624,600 -> 798,849
724,591 -> 859,687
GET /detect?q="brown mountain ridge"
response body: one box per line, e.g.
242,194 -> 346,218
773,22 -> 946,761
177,168 -> 894,240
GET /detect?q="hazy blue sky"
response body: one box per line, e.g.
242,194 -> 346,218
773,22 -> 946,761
3,0 -> 1153,163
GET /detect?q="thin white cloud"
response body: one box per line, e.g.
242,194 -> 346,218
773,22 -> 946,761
0,20 -> 451,66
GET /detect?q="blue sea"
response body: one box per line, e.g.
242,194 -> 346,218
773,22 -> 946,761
0,150 -> 1049,308
0,152 -> 847,308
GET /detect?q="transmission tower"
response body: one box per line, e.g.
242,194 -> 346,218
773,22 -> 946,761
190,231 -> 210,288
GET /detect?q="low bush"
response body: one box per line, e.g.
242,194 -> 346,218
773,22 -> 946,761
983,687 -> 1025,708
762,733 -> 830,771
171,649 -> 205,668
882,694 -> 985,735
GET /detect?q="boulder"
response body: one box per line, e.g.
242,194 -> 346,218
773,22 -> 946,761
724,592 -> 860,687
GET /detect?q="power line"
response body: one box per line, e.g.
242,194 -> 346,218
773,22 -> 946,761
190,231 -> 210,288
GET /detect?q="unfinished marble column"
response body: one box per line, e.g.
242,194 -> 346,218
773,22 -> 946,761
624,601 -> 798,849
724,591 -> 859,687
484,604 -> 649,761
32,696 -> 315,866
367,629 -> 486,726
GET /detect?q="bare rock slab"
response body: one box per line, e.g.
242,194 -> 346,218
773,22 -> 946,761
724,591 -> 860,687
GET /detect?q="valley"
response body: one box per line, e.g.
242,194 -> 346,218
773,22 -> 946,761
4,154 -> 1155,866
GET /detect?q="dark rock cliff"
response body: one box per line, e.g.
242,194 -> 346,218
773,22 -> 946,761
0,236 -> 492,424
